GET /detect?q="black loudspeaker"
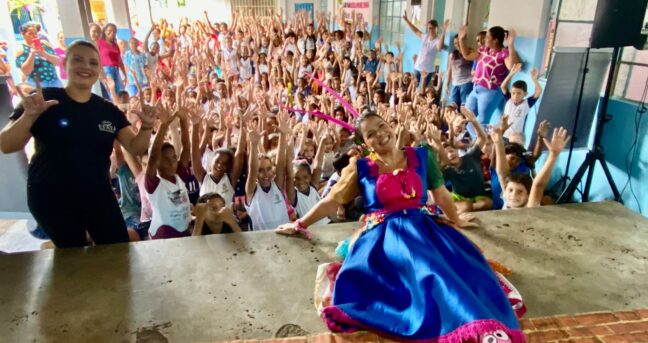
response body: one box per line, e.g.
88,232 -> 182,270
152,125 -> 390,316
590,0 -> 648,48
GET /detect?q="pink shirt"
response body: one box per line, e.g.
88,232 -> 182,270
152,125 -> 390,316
54,48 -> 67,79
135,172 -> 152,222
473,46 -> 510,90
97,38 -> 121,67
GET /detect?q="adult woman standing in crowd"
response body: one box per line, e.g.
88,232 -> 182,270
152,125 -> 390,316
446,34 -> 473,107
97,23 -> 127,96
458,25 -> 520,128
89,23 -> 106,96
0,40 -> 155,248
403,14 -> 449,87
54,32 -> 68,83
15,22 -> 62,88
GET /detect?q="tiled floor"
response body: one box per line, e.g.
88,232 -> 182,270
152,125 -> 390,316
220,309 -> 648,342
522,309 -> 648,343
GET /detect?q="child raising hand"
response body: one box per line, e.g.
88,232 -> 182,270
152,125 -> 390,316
491,124 -> 570,209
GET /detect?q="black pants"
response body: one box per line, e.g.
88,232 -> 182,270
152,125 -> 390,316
28,182 -> 129,248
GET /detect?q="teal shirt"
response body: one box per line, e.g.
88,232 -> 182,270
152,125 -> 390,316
15,43 -> 59,82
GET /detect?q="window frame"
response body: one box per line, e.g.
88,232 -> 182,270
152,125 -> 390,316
543,0 -> 646,103
615,49 -> 648,103
378,0 -> 407,50
230,0 -> 277,18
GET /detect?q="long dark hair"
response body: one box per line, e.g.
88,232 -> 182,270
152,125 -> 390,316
488,26 -> 507,47
101,23 -> 118,43
354,111 -> 385,144
451,34 -> 462,59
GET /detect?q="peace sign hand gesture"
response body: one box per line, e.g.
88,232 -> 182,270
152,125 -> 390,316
17,78 -> 59,119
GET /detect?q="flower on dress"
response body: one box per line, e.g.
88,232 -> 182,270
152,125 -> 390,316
360,211 -> 386,231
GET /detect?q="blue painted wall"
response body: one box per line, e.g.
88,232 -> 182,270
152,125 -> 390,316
516,40 -> 648,217
431,0 -> 647,216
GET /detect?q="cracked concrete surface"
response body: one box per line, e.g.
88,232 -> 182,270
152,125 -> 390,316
0,201 -> 646,342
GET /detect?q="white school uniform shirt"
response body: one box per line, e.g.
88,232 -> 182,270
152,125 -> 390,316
294,186 -> 330,226
382,61 -> 396,83
257,63 -> 269,75
199,173 -> 235,207
298,64 -> 313,79
245,182 -> 290,231
343,69 -> 354,88
148,175 -> 191,237
201,147 -> 214,173
503,97 -> 536,139
239,58 -> 253,80
414,33 -> 440,73
221,47 -> 239,73
285,43 -> 297,55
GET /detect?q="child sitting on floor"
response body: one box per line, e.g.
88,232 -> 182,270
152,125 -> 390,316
192,192 -> 241,235
245,111 -> 292,231
491,123 -> 570,209
439,106 -> 493,213
286,134 -> 330,226
145,107 -> 193,239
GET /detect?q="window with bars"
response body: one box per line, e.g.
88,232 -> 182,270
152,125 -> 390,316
230,0 -> 276,18
319,0 -> 328,15
542,0 -> 648,103
378,0 -> 406,49
614,48 -> 648,103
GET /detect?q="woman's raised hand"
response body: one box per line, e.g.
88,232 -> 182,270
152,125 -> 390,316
458,25 -> 468,40
17,78 -> 59,119
507,29 -> 516,46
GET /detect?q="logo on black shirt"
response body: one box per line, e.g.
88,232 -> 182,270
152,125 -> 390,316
98,121 -> 116,134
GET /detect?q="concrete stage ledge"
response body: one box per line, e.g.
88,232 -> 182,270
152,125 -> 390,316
0,201 -> 647,342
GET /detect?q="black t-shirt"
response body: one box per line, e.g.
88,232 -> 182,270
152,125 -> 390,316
443,147 -> 488,198
10,88 -> 129,185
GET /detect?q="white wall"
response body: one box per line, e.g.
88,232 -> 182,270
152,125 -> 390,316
489,0 -> 550,38
149,0 -> 232,26
105,0 -> 131,29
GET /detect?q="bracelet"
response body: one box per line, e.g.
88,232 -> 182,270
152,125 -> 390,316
294,219 -> 313,240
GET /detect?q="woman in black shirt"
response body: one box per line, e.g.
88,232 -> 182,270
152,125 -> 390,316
0,41 -> 155,247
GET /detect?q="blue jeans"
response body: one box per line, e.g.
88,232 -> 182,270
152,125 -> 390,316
450,82 -> 474,107
103,66 -> 123,97
414,70 -> 434,88
465,85 -> 505,136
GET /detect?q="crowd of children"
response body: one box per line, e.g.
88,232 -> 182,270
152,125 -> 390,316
2,8 -> 562,244
0,7 -> 578,342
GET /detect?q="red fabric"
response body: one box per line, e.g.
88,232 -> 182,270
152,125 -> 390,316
97,38 -> 121,67
150,225 -> 191,239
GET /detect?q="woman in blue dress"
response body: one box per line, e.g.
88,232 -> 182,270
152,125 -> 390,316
276,112 -> 525,342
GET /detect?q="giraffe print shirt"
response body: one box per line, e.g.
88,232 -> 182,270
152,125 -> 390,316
473,46 -> 510,90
